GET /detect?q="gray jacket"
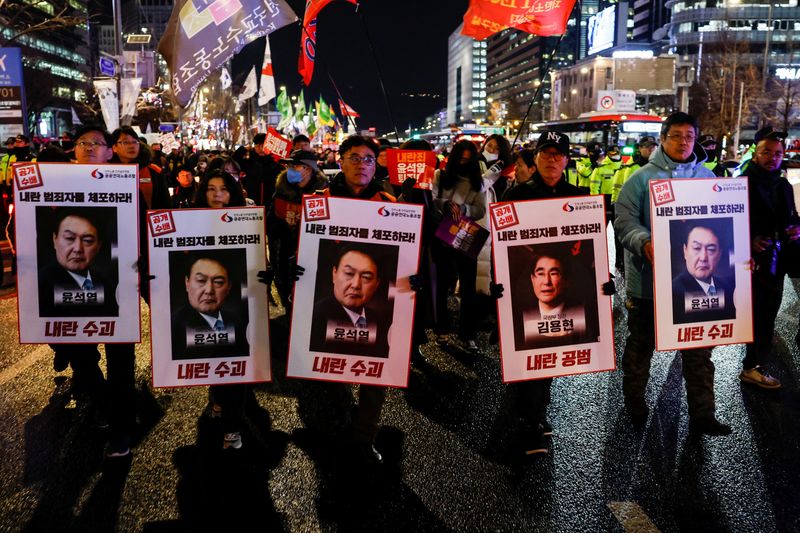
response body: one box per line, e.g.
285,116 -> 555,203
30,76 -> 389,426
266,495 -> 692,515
614,144 -> 715,300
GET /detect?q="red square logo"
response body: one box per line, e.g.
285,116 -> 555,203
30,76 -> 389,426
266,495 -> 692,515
14,163 -> 43,190
650,180 -> 675,206
148,210 -> 177,236
303,196 -> 330,221
490,202 -> 519,230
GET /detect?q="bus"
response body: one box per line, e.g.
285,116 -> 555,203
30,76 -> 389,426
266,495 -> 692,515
529,113 -> 663,148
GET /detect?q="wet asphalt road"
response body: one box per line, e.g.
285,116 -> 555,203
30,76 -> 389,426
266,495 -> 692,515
1,263 -> 799,532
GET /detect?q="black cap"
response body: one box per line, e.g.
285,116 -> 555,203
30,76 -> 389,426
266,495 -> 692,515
279,149 -> 320,171
535,130 -> 570,155
698,134 -> 717,147
14,134 -> 29,143
586,141 -> 604,154
607,145 -> 620,155
754,126 -> 787,144
638,135 -> 657,148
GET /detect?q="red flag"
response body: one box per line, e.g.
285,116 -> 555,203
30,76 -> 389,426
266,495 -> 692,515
338,98 -> 360,119
298,0 -> 357,86
461,0 -> 576,40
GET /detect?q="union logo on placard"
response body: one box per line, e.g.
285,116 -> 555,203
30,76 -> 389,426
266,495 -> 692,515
220,212 -> 233,222
91,169 -> 105,179
377,206 -> 390,217
562,202 -> 575,212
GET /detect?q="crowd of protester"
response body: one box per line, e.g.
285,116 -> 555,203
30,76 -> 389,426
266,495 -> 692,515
5,110 -> 799,463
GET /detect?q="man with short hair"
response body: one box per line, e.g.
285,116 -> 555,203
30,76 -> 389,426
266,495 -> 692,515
292,134 -> 311,152
671,222 -> 736,324
615,111 -> 729,436
111,126 -> 171,209
740,126 -> 800,390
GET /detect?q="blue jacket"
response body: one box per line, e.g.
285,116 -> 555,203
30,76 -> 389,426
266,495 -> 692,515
614,145 -> 715,300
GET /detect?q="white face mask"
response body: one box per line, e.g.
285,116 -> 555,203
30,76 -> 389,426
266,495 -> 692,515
483,150 -> 499,162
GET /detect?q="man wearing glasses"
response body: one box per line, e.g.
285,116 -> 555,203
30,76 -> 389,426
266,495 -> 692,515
614,112 -> 729,436
110,126 -> 171,210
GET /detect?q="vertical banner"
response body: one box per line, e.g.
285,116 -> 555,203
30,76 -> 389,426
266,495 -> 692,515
650,178 -> 753,351
386,149 -> 437,190
119,77 -> 143,126
0,48 -> 27,138
490,196 -> 615,382
93,79 -> 119,133
148,207 -> 270,387
287,196 -> 423,387
14,163 -> 141,343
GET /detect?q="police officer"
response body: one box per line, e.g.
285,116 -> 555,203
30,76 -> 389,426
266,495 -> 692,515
699,134 -> 730,177
576,141 -> 604,195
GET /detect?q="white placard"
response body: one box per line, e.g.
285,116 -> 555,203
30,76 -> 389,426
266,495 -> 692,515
147,207 -> 270,387
287,196 -> 423,387
14,163 -> 141,343
650,178 -> 753,350
490,196 -> 616,382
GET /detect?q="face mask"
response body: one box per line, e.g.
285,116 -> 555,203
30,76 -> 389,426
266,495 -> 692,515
610,155 -> 621,162
287,168 -> 304,184
483,150 -> 498,162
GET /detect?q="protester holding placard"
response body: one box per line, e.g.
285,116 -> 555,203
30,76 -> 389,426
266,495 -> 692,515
614,112 -> 729,436
171,165 -> 198,208
479,134 -> 513,199
268,149 -> 328,307
110,126 -> 171,210
431,140 -> 486,355
740,126 -> 800,390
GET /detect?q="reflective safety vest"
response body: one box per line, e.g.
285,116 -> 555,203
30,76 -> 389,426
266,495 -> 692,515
589,156 -> 622,196
611,162 -> 641,202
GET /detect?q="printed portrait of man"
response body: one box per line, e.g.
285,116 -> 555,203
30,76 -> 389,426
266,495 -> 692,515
37,207 -> 119,317
309,241 -> 396,358
510,242 -> 600,351
671,219 -> 736,324
170,251 -> 250,359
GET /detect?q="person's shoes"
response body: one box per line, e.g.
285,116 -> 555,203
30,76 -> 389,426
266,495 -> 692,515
53,352 -> 69,372
689,417 -> 732,436
355,442 -> 383,465
464,339 -> 480,355
740,366 -> 782,390
223,432 -> 243,450
523,430 -> 549,456
538,419 -> 553,436
105,436 -> 131,458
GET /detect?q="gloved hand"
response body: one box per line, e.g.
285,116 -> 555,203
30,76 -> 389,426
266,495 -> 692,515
289,255 -> 305,280
489,281 -> 504,299
409,273 -> 424,293
257,268 -> 274,286
401,177 -> 417,200
601,274 -> 616,296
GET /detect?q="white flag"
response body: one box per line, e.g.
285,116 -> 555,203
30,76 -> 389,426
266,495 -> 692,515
257,38 -> 276,106
220,67 -> 232,90
237,67 -> 257,107
120,77 -> 142,126
93,78 -> 119,132
71,107 -> 82,125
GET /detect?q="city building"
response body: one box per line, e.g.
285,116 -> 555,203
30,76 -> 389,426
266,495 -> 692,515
446,24 -> 487,125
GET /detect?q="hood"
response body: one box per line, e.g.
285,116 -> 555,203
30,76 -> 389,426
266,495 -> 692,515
648,143 -> 708,173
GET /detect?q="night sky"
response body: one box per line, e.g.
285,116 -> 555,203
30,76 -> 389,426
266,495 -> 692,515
221,0 -> 468,136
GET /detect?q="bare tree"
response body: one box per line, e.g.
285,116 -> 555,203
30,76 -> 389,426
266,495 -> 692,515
0,0 -> 90,46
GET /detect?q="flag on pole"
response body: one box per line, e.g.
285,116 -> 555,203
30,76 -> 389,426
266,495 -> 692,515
316,97 -> 335,127
220,67 -> 232,89
157,0 -> 296,107
276,87 -> 292,130
298,0 -> 357,86
237,67 -> 258,107
257,37 -> 276,106
295,90 -> 307,122
461,0 -> 576,40
338,98 -> 360,119
71,107 -> 83,125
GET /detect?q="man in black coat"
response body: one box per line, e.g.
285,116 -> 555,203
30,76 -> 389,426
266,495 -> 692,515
171,254 -> 249,359
38,209 -> 118,317
671,223 -> 736,324
309,245 -> 391,358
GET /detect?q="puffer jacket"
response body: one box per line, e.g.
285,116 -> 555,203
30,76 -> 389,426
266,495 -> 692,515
614,144 -> 715,300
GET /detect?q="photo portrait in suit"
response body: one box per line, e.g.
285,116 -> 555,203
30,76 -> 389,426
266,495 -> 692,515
509,241 -> 600,351
670,218 -> 736,324
169,249 -> 250,360
36,206 -> 119,317
309,240 -> 398,358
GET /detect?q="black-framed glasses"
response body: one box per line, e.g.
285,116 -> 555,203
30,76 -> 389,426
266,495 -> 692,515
76,141 -> 107,149
344,155 -> 376,165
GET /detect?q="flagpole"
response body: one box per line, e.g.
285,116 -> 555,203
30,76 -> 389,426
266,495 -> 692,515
355,3 -> 401,144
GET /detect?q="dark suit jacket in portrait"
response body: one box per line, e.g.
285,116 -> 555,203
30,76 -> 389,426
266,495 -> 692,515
37,261 -> 119,317
308,296 -> 392,358
170,305 -> 250,360
671,271 -> 736,324
514,297 -> 599,351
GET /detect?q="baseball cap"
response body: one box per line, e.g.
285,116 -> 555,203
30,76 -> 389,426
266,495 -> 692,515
279,149 -> 320,171
698,134 -> 717,147
607,145 -> 621,156
535,130 -> 570,155
638,136 -> 657,148
754,126 -> 787,144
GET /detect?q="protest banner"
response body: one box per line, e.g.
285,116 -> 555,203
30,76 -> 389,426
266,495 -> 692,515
264,127 -> 291,160
287,196 -> 423,387
490,196 -> 615,382
14,163 -> 140,343
386,149 -> 437,190
435,215 -> 490,260
650,178 -> 753,351
148,207 -> 270,387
